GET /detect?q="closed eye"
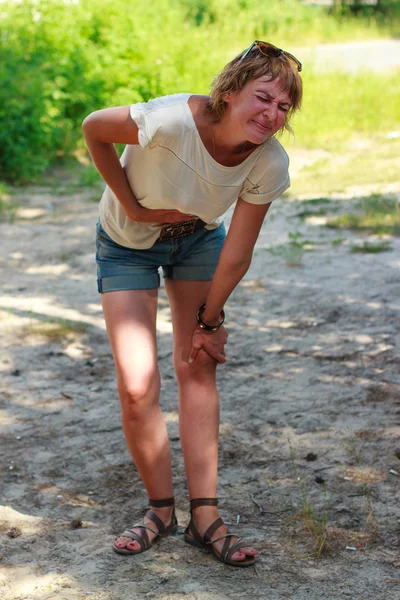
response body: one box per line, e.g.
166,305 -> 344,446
256,95 -> 270,103
256,95 -> 290,112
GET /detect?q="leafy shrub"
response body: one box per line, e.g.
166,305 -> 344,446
0,0 -> 398,183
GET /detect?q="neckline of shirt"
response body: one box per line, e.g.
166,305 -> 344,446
184,94 -> 265,172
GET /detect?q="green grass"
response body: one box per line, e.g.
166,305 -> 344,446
0,183 -> 17,223
332,237 -> 345,246
288,441 -> 332,559
86,193 -> 103,203
280,68 -> 400,197
0,197 -> 13,220
268,233 -> 319,266
300,198 -> 333,205
78,165 -> 103,187
295,207 -> 332,220
327,195 -> 400,235
23,318 -> 89,342
351,241 -> 392,253
287,232 -> 315,247
41,162 -> 104,195
284,70 -> 400,154
1,0 -> 399,183
289,137 -> 400,197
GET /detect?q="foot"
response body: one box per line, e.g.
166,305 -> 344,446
113,505 -> 175,553
189,505 -> 257,563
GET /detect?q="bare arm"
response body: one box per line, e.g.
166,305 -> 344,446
82,107 -> 193,223
203,198 -> 271,323
189,199 -> 271,363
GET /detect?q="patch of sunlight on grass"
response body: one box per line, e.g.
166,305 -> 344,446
284,69 -> 400,153
21,318 -> 89,342
327,195 -> 400,235
288,139 -> 400,197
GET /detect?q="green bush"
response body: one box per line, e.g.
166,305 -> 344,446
0,0 -> 398,183
0,1 -> 108,182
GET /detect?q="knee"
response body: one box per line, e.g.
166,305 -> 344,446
118,372 -> 160,418
175,349 -> 216,384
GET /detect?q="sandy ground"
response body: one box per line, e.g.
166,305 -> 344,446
0,164 -> 399,600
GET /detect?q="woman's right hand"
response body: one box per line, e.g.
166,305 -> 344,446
121,166 -> 194,224
131,206 -> 196,224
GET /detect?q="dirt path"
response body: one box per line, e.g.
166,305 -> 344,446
0,177 -> 399,599
297,39 -> 400,73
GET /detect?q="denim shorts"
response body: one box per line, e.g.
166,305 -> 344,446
96,221 -> 226,292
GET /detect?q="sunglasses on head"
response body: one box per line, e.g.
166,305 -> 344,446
240,40 -> 302,72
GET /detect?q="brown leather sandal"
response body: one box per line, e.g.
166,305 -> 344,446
112,497 -> 178,555
184,498 -> 256,567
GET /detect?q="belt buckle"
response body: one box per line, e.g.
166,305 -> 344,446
159,218 -> 197,241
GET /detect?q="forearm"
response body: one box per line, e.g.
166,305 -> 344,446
201,199 -> 271,325
82,126 -> 141,220
202,257 -> 251,324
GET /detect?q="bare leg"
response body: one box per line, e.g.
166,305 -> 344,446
165,280 -> 257,562
102,289 -> 174,551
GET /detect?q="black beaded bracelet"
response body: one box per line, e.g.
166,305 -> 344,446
196,304 -> 225,331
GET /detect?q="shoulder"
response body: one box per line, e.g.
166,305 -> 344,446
130,93 -> 194,145
130,93 -> 192,125
131,93 -> 191,113
248,137 -> 289,181
259,137 -> 289,169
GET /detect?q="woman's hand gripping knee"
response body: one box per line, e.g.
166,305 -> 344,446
188,325 -> 228,365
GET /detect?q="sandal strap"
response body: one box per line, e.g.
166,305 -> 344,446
222,534 -> 234,560
189,497 -> 218,511
148,497 -> 175,508
134,524 -> 159,538
206,533 -> 245,562
225,538 -> 247,562
206,532 -> 236,545
203,517 -> 224,542
124,524 -> 159,537
119,527 -> 152,551
186,518 -> 205,546
146,510 -> 167,534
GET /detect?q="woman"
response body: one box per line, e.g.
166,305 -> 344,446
83,41 -> 302,567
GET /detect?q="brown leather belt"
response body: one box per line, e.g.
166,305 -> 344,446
159,218 -> 207,241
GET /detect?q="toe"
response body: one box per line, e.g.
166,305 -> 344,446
230,551 -> 246,562
114,536 -> 129,549
126,540 -> 140,552
241,546 -> 257,556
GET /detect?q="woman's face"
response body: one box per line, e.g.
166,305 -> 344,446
224,75 -> 292,144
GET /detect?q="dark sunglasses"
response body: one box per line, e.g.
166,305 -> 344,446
240,40 -> 302,72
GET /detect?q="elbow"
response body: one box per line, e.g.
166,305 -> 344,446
81,112 -> 98,137
81,115 -> 91,140
81,114 -> 92,133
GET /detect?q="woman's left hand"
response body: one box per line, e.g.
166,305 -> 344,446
188,325 -> 228,364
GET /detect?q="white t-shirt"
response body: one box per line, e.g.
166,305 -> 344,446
99,93 -> 290,249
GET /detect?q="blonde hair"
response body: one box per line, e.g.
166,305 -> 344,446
207,48 -> 303,134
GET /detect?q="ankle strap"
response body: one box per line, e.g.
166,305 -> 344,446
148,497 -> 175,508
190,498 -> 218,511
